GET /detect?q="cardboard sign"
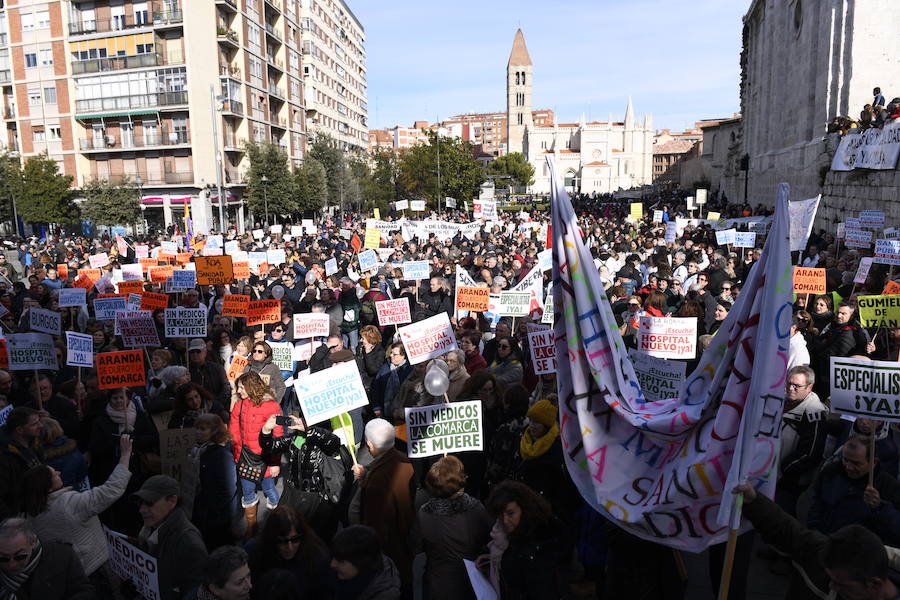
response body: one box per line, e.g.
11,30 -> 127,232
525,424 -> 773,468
7,333 -> 57,371
233,261 -> 250,279
629,350 -> 687,402
195,256 -> 234,285
395,199 -> 409,211
118,310 -> 160,347
164,307 -> 207,338
629,203 -> 642,221
58,288 -> 87,308
707,211 -> 721,221
247,299 -> 281,326
350,234 -> 362,253
402,261 -> 430,280
104,528 -> 159,600
455,286 -> 489,312
885,281 -> 900,296
636,316 -> 697,360
874,239 -> 900,266
65,332 -> 94,368
227,355 -> 249,382
97,350 -> 145,389
405,401 -> 483,458
293,313 -> 330,338
398,313 -> 457,365
733,232 -> 757,248
792,267 -> 826,294
855,257 -> 874,284
148,265 -> 175,283
89,252 -> 110,269
78,268 -> 102,283
94,296 -> 127,320
857,295 -> 900,328
375,298 -> 412,326
498,291 -> 530,317
118,280 -> 145,295
222,294 -> 250,318
270,341 -> 293,371
364,228 -> 381,249
140,292 -> 169,311
831,357 -> 900,422
715,229 -> 736,246
527,324 -> 557,375
295,361 -> 368,426
358,249 -> 378,272
160,428 -> 197,484
29,308 -> 61,336
57,264 -> 69,280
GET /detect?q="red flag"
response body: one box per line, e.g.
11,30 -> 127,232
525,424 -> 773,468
546,224 -> 552,249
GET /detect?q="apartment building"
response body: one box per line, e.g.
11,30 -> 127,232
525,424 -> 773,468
300,0 -> 366,152
0,0 -> 311,233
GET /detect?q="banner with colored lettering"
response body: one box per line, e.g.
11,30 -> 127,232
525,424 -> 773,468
550,154 -> 793,551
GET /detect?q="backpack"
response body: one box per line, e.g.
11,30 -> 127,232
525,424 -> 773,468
319,445 -> 353,506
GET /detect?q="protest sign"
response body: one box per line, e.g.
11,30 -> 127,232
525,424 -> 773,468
56,263 -> 69,280
7,333 -> 56,371
405,401 -> 483,458
78,268 -> 103,283
164,307 -> 207,337
127,294 -> 143,311
845,229 -> 873,248
295,361 -> 368,426
340,228 -> 353,240
446,198 -> 457,208
221,294 -> 249,318
857,295 -> 900,328
148,265 -> 175,283
358,249 -> 378,272
874,239 -> 900,266
498,291 -> 530,317
695,189 -> 708,204
836,223 -> 846,238
89,252 -> 110,269
160,428 -> 196,484
715,229 -> 736,246
636,316 -> 697,359
104,528 -> 159,600
97,350 -> 145,389
402,261 -> 430,280
526,325 -> 556,375
364,228 -> 381,249
195,256 -> 234,285
118,311 -> 160,347
511,265 -> 545,315
227,355 -> 249,382
325,258 -> 338,276
139,291 -> 169,311
29,308 -> 61,336
171,269 -> 197,290
855,257 -> 874,284
629,202 -> 642,221
58,287 -> 87,308
270,341 -> 293,371
707,211 -> 721,221
410,200 -> 426,211
398,313 -> 457,365
831,357 -> 900,422
792,267 -> 826,294
456,286 -> 489,312
65,332 -> 93,368
629,350 -> 687,402
160,240 -> 178,254
733,232 -> 757,248
94,296 -> 127,320
653,210 -> 663,223
860,210 -> 886,228
135,245 -> 149,259
247,299 -> 281,326
885,281 -> 900,296
395,199 -> 410,211
121,263 -> 144,281
292,313 -> 330,338
0,340 -> 7,369
233,261 -> 250,279
139,258 -> 158,273
375,298 -> 412,326
118,280 -> 145,295
542,294 -> 554,324
665,222 -> 678,243
267,249 -> 286,266
831,122 -> 900,171
788,196 -> 820,251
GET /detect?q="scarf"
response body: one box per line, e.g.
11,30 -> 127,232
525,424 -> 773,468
0,540 -> 42,600
195,586 -> 218,600
519,423 -> 559,461
106,402 -> 137,434
486,520 -> 508,596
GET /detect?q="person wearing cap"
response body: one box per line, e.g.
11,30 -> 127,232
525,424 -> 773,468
188,338 -> 230,408
515,399 -> 573,513
131,474 -> 208,600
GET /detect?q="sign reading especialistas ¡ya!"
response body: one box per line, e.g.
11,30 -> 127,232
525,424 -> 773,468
405,400 -> 483,458
830,356 -> 900,422
398,312 -> 457,365
295,360 -> 368,426
636,316 -> 697,359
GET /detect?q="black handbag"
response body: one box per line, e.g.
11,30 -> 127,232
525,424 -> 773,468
236,400 -> 266,483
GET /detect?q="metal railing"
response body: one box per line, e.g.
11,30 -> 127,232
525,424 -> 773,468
96,171 -> 193,186
152,10 -> 183,24
75,90 -> 188,113
69,15 -> 149,35
79,131 -> 190,150
216,0 -> 238,10
221,99 -> 244,115
264,23 -> 282,42
224,169 -> 245,184
222,135 -> 245,149
217,28 -> 239,44
219,64 -> 241,78
71,51 -> 184,75
268,85 -> 285,99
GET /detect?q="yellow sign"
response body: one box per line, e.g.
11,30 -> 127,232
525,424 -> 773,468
707,211 -> 721,221
629,202 -> 642,221
857,295 -> 900,328
374,208 -> 381,219
364,228 -> 381,249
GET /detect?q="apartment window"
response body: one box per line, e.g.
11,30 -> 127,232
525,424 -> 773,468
48,126 -> 61,140
25,53 -> 37,68
133,1 -> 149,25
43,86 -> 57,104
111,2 -> 126,30
40,49 -> 53,66
28,91 -> 41,106
21,13 -> 34,31
248,24 -> 261,49
33,129 -> 45,142
135,43 -> 153,54
35,10 -> 50,29
249,58 -> 262,79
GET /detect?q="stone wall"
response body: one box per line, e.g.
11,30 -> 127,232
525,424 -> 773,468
819,165 -> 900,229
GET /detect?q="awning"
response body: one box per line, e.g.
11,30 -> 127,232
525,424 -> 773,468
75,109 -> 159,120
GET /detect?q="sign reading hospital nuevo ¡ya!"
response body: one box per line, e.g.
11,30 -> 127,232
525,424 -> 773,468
104,528 -> 160,600
375,298 -> 412,326
629,349 -> 687,402
164,307 -> 207,338
856,295 -> 900,328
398,312 -> 457,365
7,333 -> 57,371
636,316 -> 697,359
830,356 -> 900,422
97,350 -> 146,389
293,313 -> 330,338
405,400 -> 483,458
526,324 -> 557,375
792,267 -> 826,294
295,360 -> 368,426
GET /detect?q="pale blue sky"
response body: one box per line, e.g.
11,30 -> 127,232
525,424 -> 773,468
352,0 -> 747,133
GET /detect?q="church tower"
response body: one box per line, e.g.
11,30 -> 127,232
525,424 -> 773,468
506,29 -> 533,155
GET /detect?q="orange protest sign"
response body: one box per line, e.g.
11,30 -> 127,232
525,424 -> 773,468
221,294 -> 250,317
227,355 -> 249,382
139,258 -> 158,272
140,291 -> 169,311
77,269 -> 102,283
118,280 -> 145,295
884,281 -> 900,296
792,267 -> 826,294
0,339 -> 7,369
97,293 -> 128,298
247,299 -> 281,325
157,252 -> 176,263
176,252 -> 192,265
97,350 -> 146,389
72,273 -> 94,290
195,256 -> 234,286
233,261 -> 250,280
148,265 -> 175,283
255,262 -> 270,277
57,264 -> 68,280
350,234 -> 362,253
456,286 -> 490,311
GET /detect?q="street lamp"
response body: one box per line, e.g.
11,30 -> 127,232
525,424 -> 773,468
260,174 -> 269,226
136,176 -> 144,235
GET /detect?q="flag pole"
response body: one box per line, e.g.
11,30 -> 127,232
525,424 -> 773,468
717,494 -> 744,600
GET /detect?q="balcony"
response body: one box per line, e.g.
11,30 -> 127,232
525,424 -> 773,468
264,0 -> 281,12
75,90 -> 188,115
71,51 -> 183,75
270,114 -> 286,128
219,64 -> 242,79
224,169 -> 245,184
0,33 -> 7,46
222,135 -> 245,151
266,55 -> 284,70
69,15 -> 150,36
96,171 -> 193,186
268,85 -> 285,100
264,23 -> 282,44
220,99 -> 244,116
152,10 -> 183,26
2,107 -> 14,120
217,28 -> 239,48
0,70 -> 10,84
215,0 -> 238,12
78,131 -> 190,151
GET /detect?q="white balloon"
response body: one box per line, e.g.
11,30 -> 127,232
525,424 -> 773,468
271,285 -> 285,300
429,359 -> 450,377
424,368 -> 449,396
215,299 -> 224,313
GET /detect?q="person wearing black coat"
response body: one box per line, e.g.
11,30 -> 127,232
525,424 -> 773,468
26,375 -> 80,440
369,344 -> 413,421
188,414 -> 237,550
355,326 -> 385,392
811,303 -> 868,396
419,277 -> 454,319
0,522 -> 94,600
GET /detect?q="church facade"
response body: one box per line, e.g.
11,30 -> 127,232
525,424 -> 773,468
506,30 -> 654,195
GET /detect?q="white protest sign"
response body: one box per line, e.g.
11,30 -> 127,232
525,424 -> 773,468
267,248 -> 286,266
405,401 -> 483,458
480,199 -> 497,221
325,258 -> 338,276
526,324 -> 556,375
293,313 -> 330,338
224,240 -> 240,255
104,528 -> 160,600
410,200 -> 426,212
8,333 -> 57,371
164,307 -> 207,338
665,222 -> 678,243
29,308 -> 61,336
446,197 -> 457,208
94,297 -> 127,320
118,310 -> 160,347
542,294 -> 554,324
629,350 -> 687,402
270,341 -> 293,371
127,294 -> 143,311
302,219 -> 316,234
295,360 -> 368,426
270,224 -> 283,235
171,270 -> 197,290
375,298 -> 412,326
836,223 -> 846,238
252,229 -> 264,240
733,232 -> 757,248
855,257 -> 874,284
358,249 -> 378,272
58,288 -> 87,308
860,210 -> 886,228
845,228 -> 873,248
65,331 -> 94,368
121,263 -> 144,282
135,245 -> 149,259
498,291 -> 530,317
511,265 -> 545,313
89,252 -> 110,269
395,199 -> 409,211
398,312 -> 457,365
653,210 -> 663,223
695,189 -> 708,205
830,357 -> 900,422
340,228 -> 353,240
402,261 -> 430,280
636,316 -> 697,359
788,196 -> 820,252
874,239 -> 900,266
715,229 -> 736,246
538,249 -> 552,272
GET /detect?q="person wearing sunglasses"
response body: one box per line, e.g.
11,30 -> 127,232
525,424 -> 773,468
0,517 -> 93,599
247,342 -> 286,407
486,335 -> 524,391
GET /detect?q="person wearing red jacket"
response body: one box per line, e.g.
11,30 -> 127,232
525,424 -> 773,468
229,371 -> 282,537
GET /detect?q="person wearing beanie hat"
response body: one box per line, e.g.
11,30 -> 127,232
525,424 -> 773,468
526,399 -> 557,429
516,399 -> 571,512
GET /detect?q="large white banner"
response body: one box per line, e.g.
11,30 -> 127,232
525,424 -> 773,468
398,313 -> 457,365
295,361 -> 368,426
831,122 -> 900,171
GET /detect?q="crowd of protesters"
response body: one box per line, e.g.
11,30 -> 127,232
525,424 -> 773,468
0,185 -> 898,600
